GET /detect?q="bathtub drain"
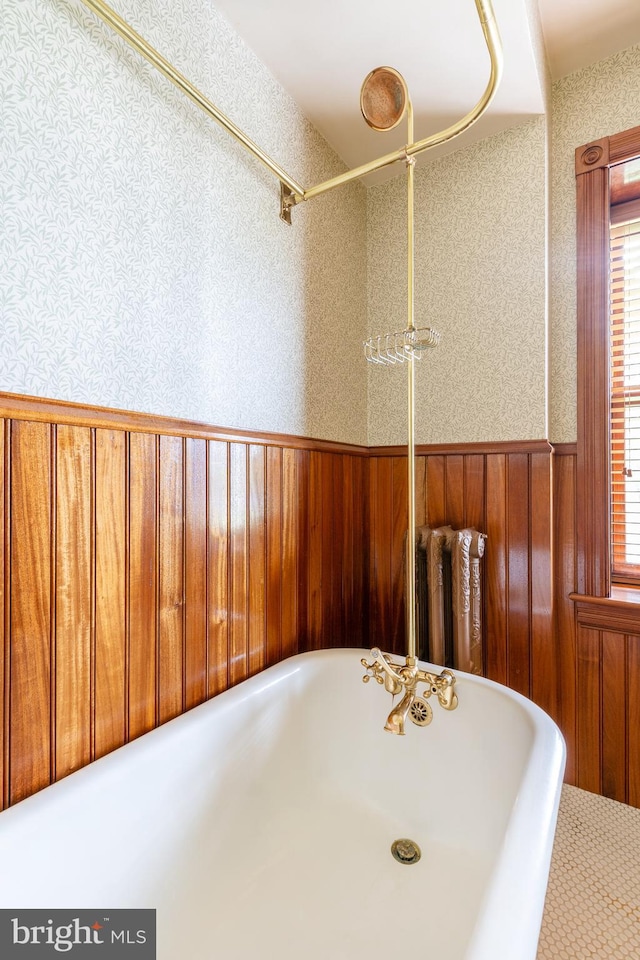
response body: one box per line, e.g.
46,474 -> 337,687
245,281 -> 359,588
391,838 -> 421,864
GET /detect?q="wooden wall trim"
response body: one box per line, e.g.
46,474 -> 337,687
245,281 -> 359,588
552,442 -> 577,456
576,158 -> 611,597
572,594 -> 640,633
575,126 -> 640,599
0,393 -> 563,468
0,392 -> 369,457
609,123 -> 640,164
368,439 -> 553,457
0,394 -> 560,462
575,137 -> 610,175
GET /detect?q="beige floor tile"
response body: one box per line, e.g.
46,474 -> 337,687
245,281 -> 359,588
537,784 -> 640,959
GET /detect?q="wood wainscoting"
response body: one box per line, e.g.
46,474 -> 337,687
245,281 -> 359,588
0,394 -> 368,810
2,393 -> 637,810
368,440 -> 557,723
554,442 -> 640,808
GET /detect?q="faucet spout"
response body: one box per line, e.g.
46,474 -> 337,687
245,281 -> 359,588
384,689 -> 415,735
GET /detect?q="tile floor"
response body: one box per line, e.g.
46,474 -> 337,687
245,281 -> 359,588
537,784 -> 640,959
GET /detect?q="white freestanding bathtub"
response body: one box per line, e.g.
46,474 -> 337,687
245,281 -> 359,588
0,648 -> 565,959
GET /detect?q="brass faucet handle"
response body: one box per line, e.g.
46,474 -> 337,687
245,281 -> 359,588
370,648 -> 406,684
361,657 -> 384,684
434,670 -> 458,710
363,648 -> 409,695
438,687 -> 458,711
416,667 -> 459,710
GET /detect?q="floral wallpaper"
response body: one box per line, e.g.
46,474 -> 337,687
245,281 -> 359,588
6,0 -> 640,450
366,117 -> 548,446
550,43 -> 640,443
2,0 -> 368,445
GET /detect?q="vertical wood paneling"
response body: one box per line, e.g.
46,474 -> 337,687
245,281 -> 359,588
367,457 -> 379,647
55,426 -> 92,780
15,395 -> 634,810
628,638 -> 640,808
281,448 -> 299,660
249,445 -> 266,674
0,421 -> 5,811
464,455 -> 485,531
391,456 -> 407,653
414,456 -> 426,527
425,455 -> 445,527
184,438 -> 207,709
158,435 -> 184,725
530,453 -> 555,720
308,451 -> 324,651
229,443 -> 248,686
265,446 -> 281,668
333,455 -> 345,645
208,441 -> 229,696
601,631 -> 627,803
556,448 -> 640,808
10,420 -> 52,804
445,455 -> 465,529
369,457 -> 393,650
576,626 -> 602,796
295,449 -> 309,653
94,430 -> 126,760
128,433 -> 157,741
554,452 -> 578,784
506,454 -> 530,697
352,454 -> 368,649
485,455 -> 508,684
341,457 -> 354,647
319,455 -> 333,648
369,447 -> 556,703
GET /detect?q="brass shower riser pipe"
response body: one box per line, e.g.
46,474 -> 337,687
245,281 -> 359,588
75,0 -> 502,215
406,102 -> 417,662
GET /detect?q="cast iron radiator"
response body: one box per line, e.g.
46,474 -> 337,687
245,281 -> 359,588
415,526 -> 487,674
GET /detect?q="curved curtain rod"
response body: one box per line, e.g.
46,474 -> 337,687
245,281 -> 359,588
77,0 -> 502,219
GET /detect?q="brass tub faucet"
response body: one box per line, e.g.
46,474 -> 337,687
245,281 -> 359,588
362,648 -> 458,735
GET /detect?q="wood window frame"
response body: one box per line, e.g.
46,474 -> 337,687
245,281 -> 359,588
575,125 -> 640,597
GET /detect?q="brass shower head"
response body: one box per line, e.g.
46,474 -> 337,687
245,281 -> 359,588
360,66 -> 409,132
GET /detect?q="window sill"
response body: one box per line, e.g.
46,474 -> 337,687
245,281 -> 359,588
571,588 -> 640,633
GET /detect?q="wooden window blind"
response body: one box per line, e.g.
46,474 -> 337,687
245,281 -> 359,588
610,203 -> 640,580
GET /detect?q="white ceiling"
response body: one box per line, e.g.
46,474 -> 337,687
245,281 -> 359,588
538,0 -> 640,79
213,0 -> 640,183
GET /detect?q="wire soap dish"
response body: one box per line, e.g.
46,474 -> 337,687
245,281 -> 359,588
364,326 -> 440,364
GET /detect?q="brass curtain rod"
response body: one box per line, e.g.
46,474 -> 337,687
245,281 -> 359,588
77,0 -> 502,219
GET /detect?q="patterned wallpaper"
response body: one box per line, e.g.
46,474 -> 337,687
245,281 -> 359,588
6,0 -> 640,449
367,117 -> 548,446
2,0 -> 368,445
550,44 -> 640,443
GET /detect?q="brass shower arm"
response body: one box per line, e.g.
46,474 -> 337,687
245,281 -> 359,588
76,0 -> 501,221
295,0 -> 503,206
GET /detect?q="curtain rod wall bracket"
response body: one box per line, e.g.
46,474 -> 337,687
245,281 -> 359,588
279,184 -> 296,225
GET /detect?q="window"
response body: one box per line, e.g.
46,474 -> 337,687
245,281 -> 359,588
575,125 -> 640,596
610,178 -> 640,580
